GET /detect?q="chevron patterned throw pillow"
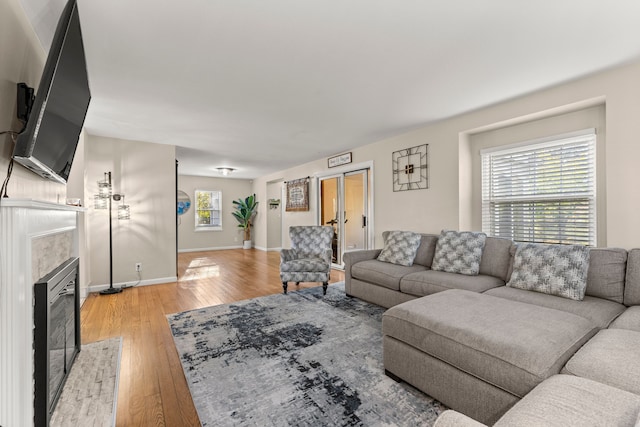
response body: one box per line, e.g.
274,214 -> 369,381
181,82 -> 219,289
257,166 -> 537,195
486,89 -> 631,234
377,231 -> 422,266
507,243 -> 590,301
431,230 -> 487,275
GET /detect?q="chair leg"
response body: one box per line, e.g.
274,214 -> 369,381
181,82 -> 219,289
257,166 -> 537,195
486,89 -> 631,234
322,282 -> 328,295
282,282 -> 288,294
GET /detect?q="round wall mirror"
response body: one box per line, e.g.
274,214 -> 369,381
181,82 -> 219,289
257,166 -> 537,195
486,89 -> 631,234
177,190 -> 191,215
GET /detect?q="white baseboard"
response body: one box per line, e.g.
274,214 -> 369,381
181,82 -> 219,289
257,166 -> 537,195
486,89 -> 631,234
178,245 -> 243,253
254,246 -> 282,252
88,276 -> 178,293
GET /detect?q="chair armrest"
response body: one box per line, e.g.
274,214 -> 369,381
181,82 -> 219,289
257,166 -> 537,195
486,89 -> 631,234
322,248 -> 333,266
280,249 -> 298,263
433,410 -> 487,427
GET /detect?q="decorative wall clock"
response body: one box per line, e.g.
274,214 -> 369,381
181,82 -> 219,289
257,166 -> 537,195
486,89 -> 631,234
392,144 -> 428,191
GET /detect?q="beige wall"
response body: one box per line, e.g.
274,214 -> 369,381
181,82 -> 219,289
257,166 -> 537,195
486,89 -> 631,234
266,180 -> 283,250
177,174 -> 254,251
466,105 -> 606,245
254,60 -> 640,250
85,135 -> 177,288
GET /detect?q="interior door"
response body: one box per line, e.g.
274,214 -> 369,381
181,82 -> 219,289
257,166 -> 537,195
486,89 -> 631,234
344,170 -> 368,253
320,176 -> 341,265
319,169 -> 370,267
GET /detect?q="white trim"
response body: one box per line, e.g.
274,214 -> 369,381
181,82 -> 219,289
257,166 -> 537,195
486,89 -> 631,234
314,160 -> 374,178
254,246 -> 282,252
111,338 -> 124,427
193,227 -> 223,232
88,276 -> 178,293
178,245 -> 243,253
480,128 -> 596,155
0,198 -> 87,212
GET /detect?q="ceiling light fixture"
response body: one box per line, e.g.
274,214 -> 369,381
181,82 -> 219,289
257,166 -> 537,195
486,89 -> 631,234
217,167 -> 235,176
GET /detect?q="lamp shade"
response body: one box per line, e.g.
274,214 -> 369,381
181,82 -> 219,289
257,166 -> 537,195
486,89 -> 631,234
118,204 -> 130,220
94,195 -> 108,209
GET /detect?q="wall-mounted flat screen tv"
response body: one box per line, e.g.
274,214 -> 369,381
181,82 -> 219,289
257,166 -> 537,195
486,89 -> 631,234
12,0 -> 91,184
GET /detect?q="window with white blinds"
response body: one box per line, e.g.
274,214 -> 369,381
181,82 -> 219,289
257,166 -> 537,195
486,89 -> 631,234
481,131 -> 596,246
195,189 -> 222,230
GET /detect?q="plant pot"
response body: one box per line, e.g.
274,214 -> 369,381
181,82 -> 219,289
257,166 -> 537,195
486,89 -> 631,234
243,240 -> 252,250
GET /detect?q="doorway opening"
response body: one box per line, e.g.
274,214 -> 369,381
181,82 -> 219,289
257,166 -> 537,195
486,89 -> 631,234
318,167 -> 372,268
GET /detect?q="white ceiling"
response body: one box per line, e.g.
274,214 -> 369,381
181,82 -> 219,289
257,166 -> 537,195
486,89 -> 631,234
19,0 -> 640,179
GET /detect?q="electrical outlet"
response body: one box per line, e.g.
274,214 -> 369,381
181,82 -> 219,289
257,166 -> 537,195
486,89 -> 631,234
135,262 -> 142,272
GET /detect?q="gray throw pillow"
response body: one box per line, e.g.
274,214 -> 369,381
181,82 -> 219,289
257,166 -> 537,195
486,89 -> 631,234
431,230 -> 487,276
507,243 -> 590,301
377,231 -> 422,266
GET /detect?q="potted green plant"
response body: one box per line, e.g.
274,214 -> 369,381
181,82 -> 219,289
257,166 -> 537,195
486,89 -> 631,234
232,194 -> 259,249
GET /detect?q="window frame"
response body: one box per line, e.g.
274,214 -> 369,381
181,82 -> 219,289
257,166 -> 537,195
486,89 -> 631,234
194,189 -> 222,231
481,129 -> 597,246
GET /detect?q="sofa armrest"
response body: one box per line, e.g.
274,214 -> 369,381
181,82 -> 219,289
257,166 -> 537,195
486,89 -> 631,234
433,410 -> 487,427
343,249 -> 382,295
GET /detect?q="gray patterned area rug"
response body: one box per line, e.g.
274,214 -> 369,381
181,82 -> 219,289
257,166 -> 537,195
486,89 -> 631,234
50,337 -> 122,427
168,282 -> 446,426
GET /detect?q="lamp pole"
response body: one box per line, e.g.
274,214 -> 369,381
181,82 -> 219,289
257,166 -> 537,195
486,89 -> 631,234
100,172 -> 123,295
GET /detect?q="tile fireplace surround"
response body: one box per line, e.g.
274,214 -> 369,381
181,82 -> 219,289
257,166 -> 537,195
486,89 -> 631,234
0,199 -> 83,426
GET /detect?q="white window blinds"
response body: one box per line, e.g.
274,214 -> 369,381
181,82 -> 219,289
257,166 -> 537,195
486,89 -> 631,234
481,131 -> 596,246
195,190 -> 222,229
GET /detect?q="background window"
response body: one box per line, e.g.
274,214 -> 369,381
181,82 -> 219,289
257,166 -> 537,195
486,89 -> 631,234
195,190 -> 222,230
481,131 -> 596,246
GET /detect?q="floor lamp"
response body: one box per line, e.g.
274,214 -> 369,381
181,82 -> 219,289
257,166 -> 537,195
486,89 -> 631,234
94,171 -> 131,295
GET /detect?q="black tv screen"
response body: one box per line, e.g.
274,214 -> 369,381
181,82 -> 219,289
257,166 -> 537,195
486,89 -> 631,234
13,0 -> 90,184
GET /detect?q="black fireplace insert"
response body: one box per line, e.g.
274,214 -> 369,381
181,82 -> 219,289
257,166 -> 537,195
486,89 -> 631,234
34,257 -> 81,426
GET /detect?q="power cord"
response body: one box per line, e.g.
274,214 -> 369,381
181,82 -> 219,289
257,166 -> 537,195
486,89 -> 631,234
1,130 -> 20,198
120,271 -> 143,290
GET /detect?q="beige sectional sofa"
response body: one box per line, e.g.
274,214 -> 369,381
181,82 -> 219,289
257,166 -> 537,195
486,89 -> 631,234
343,234 -> 640,425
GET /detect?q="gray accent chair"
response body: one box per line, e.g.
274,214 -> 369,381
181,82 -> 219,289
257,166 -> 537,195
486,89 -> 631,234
280,226 -> 334,295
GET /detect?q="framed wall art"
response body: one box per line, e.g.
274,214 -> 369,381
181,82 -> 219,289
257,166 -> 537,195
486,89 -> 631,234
285,177 -> 310,211
392,144 -> 428,191
328,152 -> 352,168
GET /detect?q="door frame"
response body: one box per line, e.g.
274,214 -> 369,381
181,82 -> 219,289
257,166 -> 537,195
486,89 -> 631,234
315,160 -> 375,266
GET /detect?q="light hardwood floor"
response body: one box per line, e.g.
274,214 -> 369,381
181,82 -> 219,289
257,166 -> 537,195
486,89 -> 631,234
80,249 -> 345,426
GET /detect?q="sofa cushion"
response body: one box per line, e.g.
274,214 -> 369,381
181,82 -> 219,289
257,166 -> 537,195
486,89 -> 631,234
609,306 -> 640,332
382,290 -> 597,398
478,237 -> 513,281
563,329 -> 640,395
413,234 -> 438,267
485,286 -> 626,329
507,243 -> 590,301
625,248 -> 640,306
377,230 -> 422,266
351,259 -> 427,291
494,375 -> 640,427
585,248 -> 627,304
432,230 -> 487,276
400,270 -> 504,297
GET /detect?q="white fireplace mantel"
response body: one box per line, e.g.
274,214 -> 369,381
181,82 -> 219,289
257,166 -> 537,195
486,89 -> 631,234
0,199 -> 84,426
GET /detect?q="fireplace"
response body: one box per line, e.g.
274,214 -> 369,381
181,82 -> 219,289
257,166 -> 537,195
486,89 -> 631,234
34,257 -> 81,426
